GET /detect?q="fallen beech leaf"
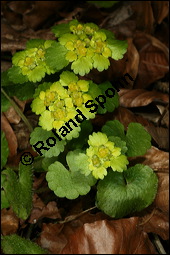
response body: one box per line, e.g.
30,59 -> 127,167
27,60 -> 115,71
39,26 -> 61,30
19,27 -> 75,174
38,212 -> 109,254
28,194 -> 61,224
38,223 -> 68,254
133,32 -> 169,89
61,218 -> 157,254
119,89 -> 169,108
134,146 -> 169,172
151,1 -> 169,24
154,172 -> 169,213
146,126 -> 169,150
123,38 -> 139,86
131,1 -> 155,33
1,208 -> 19,235
1,113 -> 18,158
141,208 -> 169,240
114,106 -> 151,130
23,1 -> 68,30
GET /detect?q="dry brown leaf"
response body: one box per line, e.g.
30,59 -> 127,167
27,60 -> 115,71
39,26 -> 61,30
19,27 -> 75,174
1,113 -> 18,158
38,212 -> 109,254
140,208 -> 169,240
61,218 -> 157,254
134,146 -> 169,172
151,1 -> 169,24
119,89 -> 169,108
123,38 -> 139,87
146,126 -> 169,150
38,223 -> 68,254
133,32 -> 169,89
1,208 -> 19,235
131,1 -> 155,33
28,194 -> 61,224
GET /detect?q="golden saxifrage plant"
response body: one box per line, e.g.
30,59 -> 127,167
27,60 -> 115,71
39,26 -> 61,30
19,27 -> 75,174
2,20 -> 158,228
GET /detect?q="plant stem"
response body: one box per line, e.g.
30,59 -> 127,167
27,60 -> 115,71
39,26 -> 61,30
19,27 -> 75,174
1,88 -> 33,132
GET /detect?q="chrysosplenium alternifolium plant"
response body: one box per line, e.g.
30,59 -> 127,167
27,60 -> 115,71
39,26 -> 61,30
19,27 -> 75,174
2,19 -> 158,220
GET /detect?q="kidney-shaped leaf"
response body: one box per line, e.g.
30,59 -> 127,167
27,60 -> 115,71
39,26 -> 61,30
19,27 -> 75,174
96,164 -> 158,218
46,161 -> 96,199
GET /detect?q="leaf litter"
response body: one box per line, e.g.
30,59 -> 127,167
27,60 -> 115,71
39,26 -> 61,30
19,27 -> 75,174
1,1 -> 169,254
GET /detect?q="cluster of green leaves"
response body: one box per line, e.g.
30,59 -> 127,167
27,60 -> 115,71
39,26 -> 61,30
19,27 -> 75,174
34,120 -> 157,218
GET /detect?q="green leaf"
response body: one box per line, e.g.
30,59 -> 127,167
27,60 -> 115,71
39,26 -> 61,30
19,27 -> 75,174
52,23 -> 70,37
67,120 -> 93,150
98,82 -> 119,113
2,234 -> 47,254
2,164 -> 33,219
4,82 -> 36,101
8,66 -> 28,84
107,39 -> 128,60
30,127 -> 66,157
71,56 -> 93,76
45,42 -> 69,71
42,157 -> 58,171
126,123 -> 151,157
102,120 -> 126,141
108,136 -> 127,154
92,54 -> 110,72
96,164 -> 158,218
1,93 -> 11,112
26,39 -> 46,49
66,150 -> 91,176
33,82 -> 52,98
1,190 -> 10,209
1,131 -> 9,168
1,70 -> 14,87
46,161 -> 96,199
59,71 -> 78,86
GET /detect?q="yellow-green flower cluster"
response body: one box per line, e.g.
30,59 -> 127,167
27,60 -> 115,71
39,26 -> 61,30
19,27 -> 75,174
58,20 -> 113,75
86,132 -> 129,179
31,71 -> 96,140
12,40 -> 55,82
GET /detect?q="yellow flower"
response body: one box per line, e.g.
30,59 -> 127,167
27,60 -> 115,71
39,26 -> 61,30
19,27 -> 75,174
86,132 -> 129,179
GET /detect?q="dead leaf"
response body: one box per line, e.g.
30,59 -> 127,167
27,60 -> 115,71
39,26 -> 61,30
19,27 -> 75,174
131,1 -> 155,33
123,38 -> 139,87
1,208 -> 19,235
38,212 -> 109,254
151,1 -> 169,24
61,218 -> 157,254
133,146 -> 169,172
28,194 -> 61,224
133,32 -> 169,89
1,113 -> 18,158
38,223 -> 68,254
146,126 -> 169,150
119,89 -> 169,108
140,208 -> 169,240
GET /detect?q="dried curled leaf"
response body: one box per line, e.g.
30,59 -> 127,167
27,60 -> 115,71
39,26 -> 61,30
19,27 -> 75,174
61,218 -> 157,254
119,89 -> 169,108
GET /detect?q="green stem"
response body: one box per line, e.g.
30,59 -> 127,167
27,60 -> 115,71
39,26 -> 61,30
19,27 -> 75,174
1,88 -> 33,132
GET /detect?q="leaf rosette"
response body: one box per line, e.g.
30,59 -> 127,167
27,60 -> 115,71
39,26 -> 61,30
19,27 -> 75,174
9,39 -> 55,83
31,71 -> 98,140
47,20 -> 128,75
